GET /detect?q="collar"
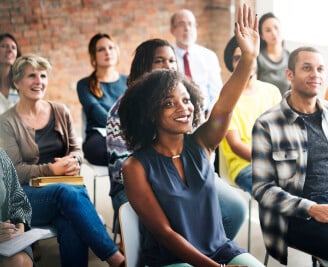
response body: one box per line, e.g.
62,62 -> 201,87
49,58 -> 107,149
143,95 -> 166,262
173,43 -> 196,57
281,90 -> 328,124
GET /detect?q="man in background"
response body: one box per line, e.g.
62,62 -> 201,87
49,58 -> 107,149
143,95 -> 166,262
170,9 -> 222,115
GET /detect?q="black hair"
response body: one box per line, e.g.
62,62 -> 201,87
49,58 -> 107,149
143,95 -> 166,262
119,69 -> 203,150
127,38 -> 176,86
258,12 -> 281,50
224,36 -> 238,73
288,46 -> 320,73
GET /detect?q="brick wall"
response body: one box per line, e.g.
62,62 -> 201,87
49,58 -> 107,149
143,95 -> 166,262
0,0 -> 254,136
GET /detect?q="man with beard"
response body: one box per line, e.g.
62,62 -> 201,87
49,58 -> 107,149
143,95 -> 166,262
170,9 -> 222,116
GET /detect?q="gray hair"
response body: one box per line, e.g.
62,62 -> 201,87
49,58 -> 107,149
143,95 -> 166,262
12,54 -> 52,83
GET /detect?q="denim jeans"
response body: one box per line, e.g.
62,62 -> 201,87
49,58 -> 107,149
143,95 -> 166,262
23,183 -> 117,267
214,174 -> 247,239
235,164 -> 252,195
111,173 -> 246,240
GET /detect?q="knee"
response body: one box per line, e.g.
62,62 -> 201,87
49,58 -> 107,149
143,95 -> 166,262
1,252 -> 33,267
55,184 -> 89,202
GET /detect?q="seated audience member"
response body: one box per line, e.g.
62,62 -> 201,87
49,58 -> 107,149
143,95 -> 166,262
0,148 -> 33,267
119,5 -> 264,266
170,8 -> 222,115
0,54 -> 124,267
77,33 -> 127,166
220,36 -> 281,194
252,47 -> 328,265
107,38 -> 246,240
257,12 -> 290,95
0,33 -> 21,114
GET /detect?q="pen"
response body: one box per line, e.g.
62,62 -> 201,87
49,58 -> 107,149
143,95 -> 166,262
0,221 -> 19,231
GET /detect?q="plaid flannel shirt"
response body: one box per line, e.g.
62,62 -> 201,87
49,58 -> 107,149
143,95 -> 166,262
252,92 -> 328,264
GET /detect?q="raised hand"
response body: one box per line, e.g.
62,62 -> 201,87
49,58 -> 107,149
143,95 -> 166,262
234,3 -> 259,60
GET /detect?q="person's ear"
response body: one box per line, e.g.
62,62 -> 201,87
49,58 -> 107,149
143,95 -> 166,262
286,68 -> 294,82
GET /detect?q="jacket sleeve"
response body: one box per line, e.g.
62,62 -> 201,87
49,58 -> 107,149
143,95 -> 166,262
252,118 -> 315,219
1,149 -> 32,226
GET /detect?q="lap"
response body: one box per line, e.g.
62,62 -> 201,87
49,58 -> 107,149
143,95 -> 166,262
287,217 -> 328,259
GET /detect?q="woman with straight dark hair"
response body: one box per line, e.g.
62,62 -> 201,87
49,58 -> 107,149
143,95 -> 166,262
77,33 -> 127,166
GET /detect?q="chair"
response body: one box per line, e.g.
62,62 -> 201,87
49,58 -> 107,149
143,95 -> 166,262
218,146 -> 252,252
264,251 -> 322,267
119,202 -> 141,267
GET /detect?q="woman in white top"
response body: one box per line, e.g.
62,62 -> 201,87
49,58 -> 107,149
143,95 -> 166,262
0,33 -> 21,114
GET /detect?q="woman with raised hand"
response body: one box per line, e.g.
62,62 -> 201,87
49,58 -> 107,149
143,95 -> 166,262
107,38 -> 247,240
119,5 -> 264,267
0,54 -> 124,267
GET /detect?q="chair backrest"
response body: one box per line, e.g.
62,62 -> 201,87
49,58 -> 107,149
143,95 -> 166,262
218,145 -> 231,184
119,202 -> 141,267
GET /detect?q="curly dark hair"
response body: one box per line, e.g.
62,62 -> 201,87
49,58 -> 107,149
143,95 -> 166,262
119,69 -> 204,150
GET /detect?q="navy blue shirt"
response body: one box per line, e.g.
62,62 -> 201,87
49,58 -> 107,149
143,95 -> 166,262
133,135 -> 244,266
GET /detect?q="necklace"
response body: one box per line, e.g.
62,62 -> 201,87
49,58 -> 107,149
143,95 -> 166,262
171,154 -> 181,159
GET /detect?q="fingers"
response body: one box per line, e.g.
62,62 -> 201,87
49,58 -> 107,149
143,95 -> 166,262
236,3 -> 257,30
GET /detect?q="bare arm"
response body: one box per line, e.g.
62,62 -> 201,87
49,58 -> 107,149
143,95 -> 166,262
226,130 -> 251,161
194,4 -> 259,155
122,157 -> 220,267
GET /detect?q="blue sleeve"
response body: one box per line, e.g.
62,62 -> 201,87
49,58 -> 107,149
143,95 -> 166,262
77,77 -> 108,128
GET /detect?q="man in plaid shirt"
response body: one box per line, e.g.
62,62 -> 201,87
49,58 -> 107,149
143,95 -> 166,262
252,46 -> 328,265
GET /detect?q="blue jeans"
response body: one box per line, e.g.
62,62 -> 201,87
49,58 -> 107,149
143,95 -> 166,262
23,184 -> 117,267
235,164 -> 252,195
111,173 -> 246,240
214,174 -> 247,239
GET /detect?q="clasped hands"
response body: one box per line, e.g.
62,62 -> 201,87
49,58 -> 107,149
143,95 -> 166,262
49,153 -> 80,176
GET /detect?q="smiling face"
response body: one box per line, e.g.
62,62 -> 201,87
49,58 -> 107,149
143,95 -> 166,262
0,37 -> 18,66
287,51 -> 326,98
157,82 -> 194,135
94,37 -> 118,68
152,46 -> 178,71
14,64 -> 48,102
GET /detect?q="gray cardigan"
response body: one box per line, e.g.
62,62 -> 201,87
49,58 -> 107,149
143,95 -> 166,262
0,101 -> 82,185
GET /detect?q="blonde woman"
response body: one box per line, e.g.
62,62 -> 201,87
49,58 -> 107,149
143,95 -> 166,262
0,54 -> 124,267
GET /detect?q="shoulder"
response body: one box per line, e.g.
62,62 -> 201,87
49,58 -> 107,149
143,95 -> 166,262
77,77 -> 90,88
48,101 -> 70,116
0,106 -> 17,123
256,103 -> 282,124
193,44 -> 217,57
255,80 -> 281,94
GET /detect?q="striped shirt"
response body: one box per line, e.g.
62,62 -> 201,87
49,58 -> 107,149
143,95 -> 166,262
251,92 -> 328,264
